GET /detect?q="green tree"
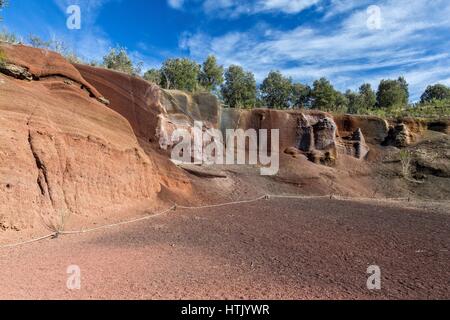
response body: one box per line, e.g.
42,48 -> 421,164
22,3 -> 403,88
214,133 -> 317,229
335,91 -> 349,113
345,90 -> 362,114
398,76 -> 409,103
160,58 -> 200,91
0,48 -> 5,66
420,84 -> 450,103
376,78 -> 409,109
311,78 -> 339,111
221,65 -> 257,109
103,46 -> 137,75
290,83 -> 311,108
358,83 -> 376,110
143,68 -> 162,85
260,70 -> 292,109
199,55 -> 224,92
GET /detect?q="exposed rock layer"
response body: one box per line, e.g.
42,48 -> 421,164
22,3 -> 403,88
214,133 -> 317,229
1,44 -> 448,232
0,44 -> 163,231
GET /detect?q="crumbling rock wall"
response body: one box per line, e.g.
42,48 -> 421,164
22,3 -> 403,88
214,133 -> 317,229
334,114 -> 390,144
0,45 -> 162,231
426,119 -> 449,134
1,44 -> 107,104
74,64 -> 373,167
2,43 -> 446,231
219,109 -> 368,165
75,63 -> 164,143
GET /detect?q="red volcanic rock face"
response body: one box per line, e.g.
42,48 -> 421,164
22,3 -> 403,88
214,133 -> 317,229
0,44 -> 105,102
75,62 -> 369,168
0,45 -> 164,231
75,63 -> 165,144
3,44 -> 445,234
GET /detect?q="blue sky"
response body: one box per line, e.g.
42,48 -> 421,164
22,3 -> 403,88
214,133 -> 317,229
1,0 -> 450,101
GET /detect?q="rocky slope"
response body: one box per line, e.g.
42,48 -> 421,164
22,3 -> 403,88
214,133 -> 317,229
1,43 -> 449,234
0,44 -> 183,232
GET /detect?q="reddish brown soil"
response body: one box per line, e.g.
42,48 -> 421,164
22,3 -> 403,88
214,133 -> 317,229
0,198 -> 448,300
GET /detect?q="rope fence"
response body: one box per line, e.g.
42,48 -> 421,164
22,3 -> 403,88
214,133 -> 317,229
1,193 -> 448,250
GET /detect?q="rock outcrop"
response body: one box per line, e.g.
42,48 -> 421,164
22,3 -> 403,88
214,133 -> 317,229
427,119 -> 450,134
70,66 -> 371,168
334,114 -> 389,144
74,63 -> 194,194
338,128 -> 370,160
0,44 -> 107,104
0,44 -> 164,231
1,43 -> 447,232
383,123 -> 414,147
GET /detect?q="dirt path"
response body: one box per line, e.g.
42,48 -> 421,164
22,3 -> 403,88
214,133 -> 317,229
0,198 -> 448,300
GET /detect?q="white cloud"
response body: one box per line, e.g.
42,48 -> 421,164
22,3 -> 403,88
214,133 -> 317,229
168,0 -> 185,10
322,0 -> 373,19
181,0 -> 450,100
202,0 -> 320,17
259,0 -> 320,14
46,0 -> 116,61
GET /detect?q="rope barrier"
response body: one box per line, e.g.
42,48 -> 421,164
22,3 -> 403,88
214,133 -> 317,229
176,195 -> 266,210
0,233 -> 57,249
0,193 -> 448,250
0,206 -> 175,250
59,205 -> 176,235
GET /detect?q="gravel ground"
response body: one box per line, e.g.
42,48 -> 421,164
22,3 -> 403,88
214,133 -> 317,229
0,198 -> 448,300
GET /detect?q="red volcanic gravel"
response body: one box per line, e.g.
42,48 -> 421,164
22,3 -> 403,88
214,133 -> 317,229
0,198 -> 448,300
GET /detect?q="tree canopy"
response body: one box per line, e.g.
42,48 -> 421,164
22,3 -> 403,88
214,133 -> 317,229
260,70 -> 293,109
359,83 -> 376,110
290,83 -> 311,108
159,58 -> 200,92
199,55 -> 224,91
345,90 -> 361,114
376,77 -> 409,109
143,68 -> 162,85
345,83 -> 377,114
103,46 -> 141,75
420,84 -> 450,103
221,65 -> 257,109
311,78 -> 339,111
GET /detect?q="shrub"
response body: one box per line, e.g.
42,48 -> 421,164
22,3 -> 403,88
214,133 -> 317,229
64,52 -> 82,64
143,68 -> 162,85
399,150 -> 412,179
102,46 -> 141,75
28,34 -> 51,49
0,48 -> 6,66
0,28 -> 19,44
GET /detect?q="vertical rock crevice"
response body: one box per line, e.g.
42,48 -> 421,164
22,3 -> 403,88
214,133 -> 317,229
27,130 -> 54,205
